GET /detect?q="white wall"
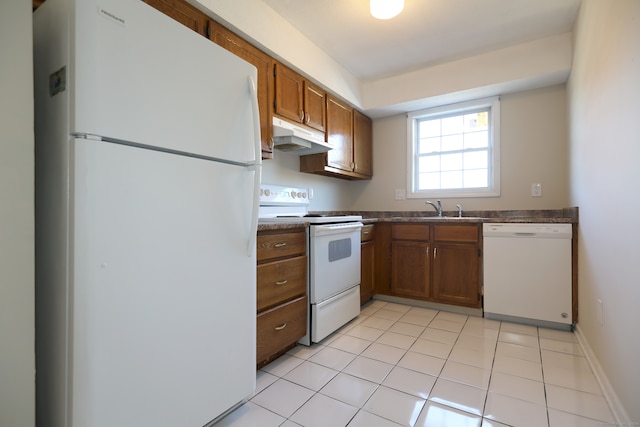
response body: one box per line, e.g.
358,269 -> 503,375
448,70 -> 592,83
0,1 -> 35,427
568,0 -> 640,422
363,33 -> 572,117
262,151 -> 353,211
347,85 -> 569,212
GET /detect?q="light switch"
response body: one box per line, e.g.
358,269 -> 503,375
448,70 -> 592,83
531,183 -> 542,197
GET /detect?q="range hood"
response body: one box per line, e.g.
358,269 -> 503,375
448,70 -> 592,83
272,117 -> 333,155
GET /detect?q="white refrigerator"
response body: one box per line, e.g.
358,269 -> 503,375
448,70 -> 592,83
33,0 -> 261,426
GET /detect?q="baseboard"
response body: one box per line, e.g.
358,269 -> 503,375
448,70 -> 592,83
573,323 -> 632,425
372,294 -> 483,317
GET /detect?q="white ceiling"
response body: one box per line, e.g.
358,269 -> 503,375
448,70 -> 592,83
260,0 -> 581,82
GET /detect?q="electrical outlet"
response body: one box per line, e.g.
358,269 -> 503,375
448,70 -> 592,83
308,188 -> 314,200
597,299 -> 603,325
394,189 -> 406,200
531,183 -> 542,197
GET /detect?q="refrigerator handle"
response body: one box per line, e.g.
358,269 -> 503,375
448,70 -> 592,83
247,76 -> 262,257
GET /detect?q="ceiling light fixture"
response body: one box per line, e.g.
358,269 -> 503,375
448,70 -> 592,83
370,0 -> 404,20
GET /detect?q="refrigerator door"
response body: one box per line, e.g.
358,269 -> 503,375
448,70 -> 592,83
71,138 -> 256,426
70,0 -> 258,163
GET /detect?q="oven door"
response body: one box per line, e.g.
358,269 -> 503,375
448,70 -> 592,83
309,222 -> 363,303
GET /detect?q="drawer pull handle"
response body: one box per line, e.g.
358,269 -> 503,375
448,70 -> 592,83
274,242 -> 287,248
275,280 -> 288,286
363,231 -> 370,235
274,323 -> 287,331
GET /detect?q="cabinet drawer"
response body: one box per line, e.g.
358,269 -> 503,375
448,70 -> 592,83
361,224 -> 375,242
433,224 -> 479,243
257,255 -> 307,311
257,296 -> 308,363
257,230 -> 306,262
392,224 -> 429,241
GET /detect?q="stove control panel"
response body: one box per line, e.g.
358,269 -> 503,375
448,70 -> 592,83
260,184 -> 309,206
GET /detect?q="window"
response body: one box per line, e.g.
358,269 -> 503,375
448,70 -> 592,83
406,97 -> 500,198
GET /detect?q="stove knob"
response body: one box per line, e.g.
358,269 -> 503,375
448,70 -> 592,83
290,191 -> 296,199
301,192 -> 307,199
264,189 -> 270,197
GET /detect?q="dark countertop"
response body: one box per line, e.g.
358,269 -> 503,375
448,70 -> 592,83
327,207 -> 577,225
257,222 -> 308,232
258,208 -> 578,230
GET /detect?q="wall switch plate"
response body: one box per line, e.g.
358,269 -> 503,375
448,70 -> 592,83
394,189 -> 406,200
308,188 -> 314,200
531,183 -> 542,197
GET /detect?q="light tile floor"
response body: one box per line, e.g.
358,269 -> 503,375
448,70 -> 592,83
217,300 -> 615,427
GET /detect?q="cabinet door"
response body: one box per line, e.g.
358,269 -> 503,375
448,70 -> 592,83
360,240 -> 375,304
304,82 -> 326,132
353,110 -> 373,177
391,241 -> 430,299
208,20 -> 274,159
432,243 -> 480,308
143,0 -> 208,36
274,63 -> 304,124
326,95 -> 354,172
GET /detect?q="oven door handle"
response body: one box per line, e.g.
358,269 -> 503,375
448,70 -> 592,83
313,222 -> 363,236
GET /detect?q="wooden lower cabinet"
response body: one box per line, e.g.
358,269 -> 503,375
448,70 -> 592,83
432,243 -> 480,307
257,255 -> 306,311
391,240 -> 431,299
256,296 -> 308,365
360,224 -> 375,304
256,228 -> 308,368
387,223 -> 481,308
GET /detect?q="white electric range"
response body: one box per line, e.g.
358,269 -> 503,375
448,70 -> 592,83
259,184 -> 363,345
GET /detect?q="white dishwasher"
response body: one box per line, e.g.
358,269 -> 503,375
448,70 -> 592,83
483,223 -> 572,329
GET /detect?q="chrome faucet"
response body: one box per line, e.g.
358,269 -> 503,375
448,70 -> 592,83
456,204 -> 463,218
426,200 -> 443,217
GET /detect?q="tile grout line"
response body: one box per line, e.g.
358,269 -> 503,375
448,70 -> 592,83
254,301 -> 602,426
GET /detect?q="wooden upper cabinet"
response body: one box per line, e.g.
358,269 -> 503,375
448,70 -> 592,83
353,110 -> 373,177
304,82 -> 326,132
274,63 -> 327,133
142,0 -> 208,36
274,64 -> 327,133
207,20 -> 274,159
300,97 -> 372,180
326,95 -> 354,172
274,64 -> 305,124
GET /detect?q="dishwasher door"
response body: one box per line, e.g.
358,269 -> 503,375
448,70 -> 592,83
483,223 -> 572,328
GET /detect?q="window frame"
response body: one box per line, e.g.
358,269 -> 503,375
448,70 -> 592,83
406,96 -> 501,199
